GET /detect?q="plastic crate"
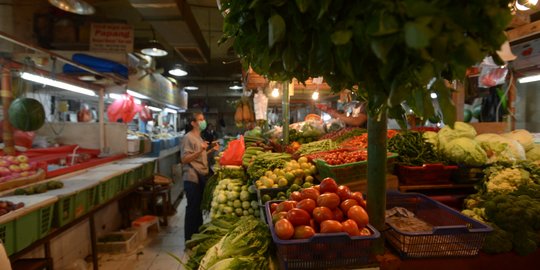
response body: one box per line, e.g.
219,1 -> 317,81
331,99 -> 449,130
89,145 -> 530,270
265,201 -> 380,269
315,153 -> 397,184
96,180 -> 111,204
141,161 -> 155,179
107,174 -> 124,198
0,220 -> 15,255
396,164 -> 458,185
16,203 -> 55,252
73,187 -> 97,218
384,192 -> 492,258
54,195 -> 75,227
124,168 -> 141,188
97,231 -> 138,253
451,165 -> 485,183
257,188 -> 288,223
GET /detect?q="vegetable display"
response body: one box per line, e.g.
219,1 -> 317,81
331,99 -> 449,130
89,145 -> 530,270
388,131 -> 442,166
269,178 -> 371,240
313,150 -> 368,166
0,199 -> 24,216
246,152 -> 291,183
255,157 -> 316,189
295,139 -> 338,155
13,180 -> 64,195
320,128 -> 366,143
461,161 -> 540,255
209,177 -> 259,220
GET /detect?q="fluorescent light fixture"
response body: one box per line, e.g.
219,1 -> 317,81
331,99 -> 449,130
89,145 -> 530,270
127,89 -> 149,100
518,74 -> 540,83
312,91 -> 319,100
21,72 -> 96,96
164,108 -> 177,114
168,65 -> 188,76
148,106 -> 162,112
229,84 -> 243,90
271,87 -> 279,97
430,92 -> 438,99
516,0 -> 538,10
108,93 -> 123,100
134,98 -> 142,105
184,86 -> 199,91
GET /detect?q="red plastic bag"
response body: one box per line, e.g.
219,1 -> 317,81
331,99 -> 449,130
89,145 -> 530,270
107,94 -> 142,123
219,136 -> 245,166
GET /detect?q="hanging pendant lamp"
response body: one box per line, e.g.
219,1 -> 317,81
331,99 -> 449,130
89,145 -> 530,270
48,0 -> 95,15
141,40 -> 168,57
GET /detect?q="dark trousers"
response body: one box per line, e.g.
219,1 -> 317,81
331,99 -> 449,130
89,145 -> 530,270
184,177 -> 206,242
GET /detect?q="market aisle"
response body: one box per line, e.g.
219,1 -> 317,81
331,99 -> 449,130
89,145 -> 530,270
97,199 -> 188,270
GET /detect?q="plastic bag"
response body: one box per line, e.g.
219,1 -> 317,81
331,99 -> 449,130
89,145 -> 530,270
478,57 -> 508,88
253,89 -> 268,120
107,94 -> 142,123
219,136 -> 245,166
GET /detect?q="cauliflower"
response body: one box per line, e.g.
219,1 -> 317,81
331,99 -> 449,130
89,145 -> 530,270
475,133 -> 526,163
526,144 -> 540,161
502,129 -> 535,151
485,168 -> 532,193
443,137 -> 487,166
438,121 -> 477,150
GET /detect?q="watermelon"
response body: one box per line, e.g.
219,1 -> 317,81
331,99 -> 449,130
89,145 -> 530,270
8,98 -> 45,131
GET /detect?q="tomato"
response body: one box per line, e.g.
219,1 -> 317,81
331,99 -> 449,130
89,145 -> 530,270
312,206 -> 333,223
313,185 -> 320,192
309,219 -> 318,232
296,198 -> 316,214
333,207 -> 344,222
289,191 -> 304,202
272,211 -> 288,224
336,185 -> 351,201
320,220 -> 343,233
293,225 -> 316,239
350,192 -> 365,206
340,199 -> 359,214
301,187 -> 320,201
276,201 -> 296,213
317,193 -> 340,209
347,205 -> 369,228
275,219 -> 294,240
286,208 -> 311,226
341,219 -> 360,236
359,227 -> 372,236
319,178 -> 338,193
270,203 -> 278,214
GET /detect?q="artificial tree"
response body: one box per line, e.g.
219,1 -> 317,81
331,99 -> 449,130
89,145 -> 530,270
221,0 -> 513,253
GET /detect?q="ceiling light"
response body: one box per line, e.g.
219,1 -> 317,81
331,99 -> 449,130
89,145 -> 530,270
48,0 -> 95,15
516,0 -> 538,10
148,106 -> 162,112
127,89 -> 148,100
108,93 -> 123,100
168,64 -> 188,76
271,87 -> 279,97
21,72 -> 96,96
141,40 -> 168,57
229,83 -> 243,90
164,108 -> 177,114
184,86 -> 199,91
312,91 -> 319,100
430,92 -> 438,99
518,74 -> 540,83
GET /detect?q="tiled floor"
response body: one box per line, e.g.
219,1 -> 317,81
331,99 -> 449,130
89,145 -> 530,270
97,199 -> 189,270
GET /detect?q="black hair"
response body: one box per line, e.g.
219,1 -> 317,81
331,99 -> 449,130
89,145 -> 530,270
184,112 -> 203,132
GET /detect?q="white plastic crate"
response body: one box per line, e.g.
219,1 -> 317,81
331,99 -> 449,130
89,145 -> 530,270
96,231 -> 138,253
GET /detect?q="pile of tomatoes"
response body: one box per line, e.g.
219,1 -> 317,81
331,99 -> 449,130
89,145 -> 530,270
317,150 -> 368,165
269,178 -> 371,240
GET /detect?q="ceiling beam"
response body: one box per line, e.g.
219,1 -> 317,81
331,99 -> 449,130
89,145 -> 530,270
174,0 -> 210,63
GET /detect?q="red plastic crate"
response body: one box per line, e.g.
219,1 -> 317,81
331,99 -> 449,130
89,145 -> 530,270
396,164 -> 457,185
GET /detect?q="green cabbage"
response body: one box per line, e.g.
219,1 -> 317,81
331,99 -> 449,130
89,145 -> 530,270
526,144 -> 540,161
475,133 -> 526,163
502,129 -> 534,151
443,137 -> 487,166
422,131 -> 439,149
438,121 -> 477,150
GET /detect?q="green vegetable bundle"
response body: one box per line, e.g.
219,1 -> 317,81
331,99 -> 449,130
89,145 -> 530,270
387,131 -> 442,166
296,139 -> 338,155
247,152 -> 291,182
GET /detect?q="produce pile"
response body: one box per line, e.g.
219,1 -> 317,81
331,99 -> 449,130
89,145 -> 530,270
246,152 -> 291,183
254,157 -> 316,189
0,154 -> 40,183
14,180 -> 63,195
309,150 -> 368,166
235,98 -> 255,128
0,199 -> 24,216
461,161 -> 540,255
320,128 -> 366,143
181,215 -> 275,270
295,139 -> 338,156
388,131 -> 442,166
268,178 -> 371,240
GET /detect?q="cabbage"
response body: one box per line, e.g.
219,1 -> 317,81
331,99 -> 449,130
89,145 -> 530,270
475,133 -> 526,163
502,129 -> 535,151
422,131 -> 439,149
443,137 -> 487,166
526,144 -> 540,161
438,122 -> 477,150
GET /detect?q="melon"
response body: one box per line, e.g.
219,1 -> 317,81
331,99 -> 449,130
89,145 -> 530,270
8,98 -> 45,131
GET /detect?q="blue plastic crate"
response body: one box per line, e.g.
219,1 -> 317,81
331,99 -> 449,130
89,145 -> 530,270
384,192 -> 492,258
265,200 -> 380,269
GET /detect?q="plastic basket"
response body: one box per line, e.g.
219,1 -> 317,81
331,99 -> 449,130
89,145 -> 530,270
16,203 -> 55,252
451,165 -> 485,183
265,201 -> 380,269
396,164 -> 458,185
54,195 -> 75,227
73,188 -> 96,218
125,168 -> 140,187
106,174 -> 124,198
315,153 -> 397,184
97,231 -> 138,253
141,161 -> 155,179
96,180 -> 111,204
384,192 -> 492,258
257,188 -> 288,222
0,220 -> 15,255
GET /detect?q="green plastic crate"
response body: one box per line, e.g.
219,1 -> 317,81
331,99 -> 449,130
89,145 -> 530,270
16,204 -> 55,252
54,195 -> 75,227
125,168 -> 141,188
73,188 -> 94,218
314,153 -> 398,184
0,220 -> 15,255
87,185 -> 99,209
97,181 -> 111,204
107,174 -> 124,198
141,162 -> 155,179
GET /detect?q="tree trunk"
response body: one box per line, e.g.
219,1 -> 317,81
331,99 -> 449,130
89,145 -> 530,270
1,66 -> 15,155
367,110 -> 388,254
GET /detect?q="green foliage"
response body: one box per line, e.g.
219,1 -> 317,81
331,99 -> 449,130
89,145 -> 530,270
221,0 -> 513,122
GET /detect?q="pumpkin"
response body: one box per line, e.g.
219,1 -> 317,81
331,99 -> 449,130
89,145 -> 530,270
8,98 -> 45,131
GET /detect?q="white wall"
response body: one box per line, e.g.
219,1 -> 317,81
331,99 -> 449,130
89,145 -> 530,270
515,81 -> 540,132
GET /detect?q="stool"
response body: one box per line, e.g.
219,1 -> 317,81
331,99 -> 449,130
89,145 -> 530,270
135,183 -> 172,226
132,215 -> 160,242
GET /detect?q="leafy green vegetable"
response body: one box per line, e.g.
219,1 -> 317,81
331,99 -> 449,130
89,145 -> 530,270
387,131 -> 442,166
296,139 -> 338,155
247,153 -> 290,183
201,173 -> 220,214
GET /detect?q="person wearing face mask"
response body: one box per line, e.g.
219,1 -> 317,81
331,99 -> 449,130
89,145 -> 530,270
181,112 -> 219,242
